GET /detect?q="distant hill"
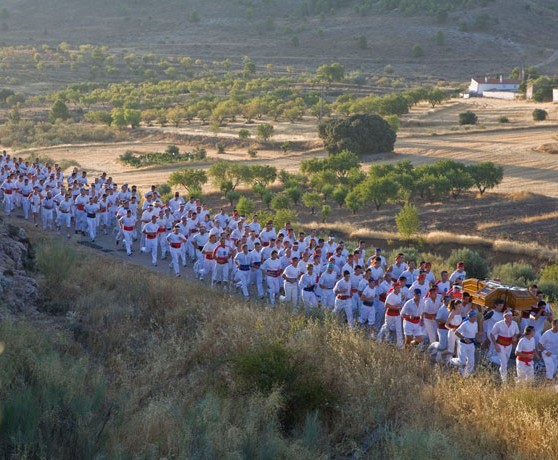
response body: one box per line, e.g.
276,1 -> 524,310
1,0 -> 558,80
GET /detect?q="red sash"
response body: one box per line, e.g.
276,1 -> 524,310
386,307 -> 400,317
123,225 -> 134,231
170,242 -> 182,249
404,316 -> 420,324
496,336 -> 513,347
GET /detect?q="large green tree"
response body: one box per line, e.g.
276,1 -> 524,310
318,114 -> 396,156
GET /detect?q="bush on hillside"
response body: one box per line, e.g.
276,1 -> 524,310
447,248 -> 489,279
532,109 -> 548,121
538,263 -> 558,300
458,111 -> 478,125
231,341 -> 335,430
318,113 -> 396,156
491,262 -> 537,287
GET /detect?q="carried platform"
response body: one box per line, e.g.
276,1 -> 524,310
462,278 -> 536,311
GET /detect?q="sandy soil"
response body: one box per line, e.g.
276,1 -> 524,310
23,98 -> 558,198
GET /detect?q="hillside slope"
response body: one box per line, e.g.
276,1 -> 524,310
0,0 -> 557,79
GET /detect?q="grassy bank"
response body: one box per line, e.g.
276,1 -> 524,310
1,239 -> 558,459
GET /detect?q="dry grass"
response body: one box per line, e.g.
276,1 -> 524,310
478,211 -> 558,230
4,236 -> 558,459
299,222 -> 558,264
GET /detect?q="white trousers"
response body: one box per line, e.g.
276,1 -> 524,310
359,302 -> 376,326
170,247 -> 181,275
423,319 -> 437,344
58,212 -> 72,229
42,208 -> 54,230
123,230 -> 134,255
266,276 -> 281,305
333,298 -> 354,328
516,359 -> 534,383
543,353 -> 558,380
496,344 -> 513,383
213,263 -> 229,283
320,289 -> 334,310
237,269 -> 251,298
282,281 -> 298,307
87,217 -> 97,240
145,237 -> 158,265
378,314 -> 403,348
301,290 -> 318,310
3,194 -> 13,214
453,341 -> 475,377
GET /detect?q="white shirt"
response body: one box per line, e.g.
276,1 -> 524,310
450,269 -> 466,283
539,329 -> 558,355
401,298 -> 424,318
456,319 -> 478,340
516,336 -> 536,357
491,319 -> 519,342
283,264 -> 301,281
318,271 -> 337,290
385,292 -> 402,308
333,278 -> 351,296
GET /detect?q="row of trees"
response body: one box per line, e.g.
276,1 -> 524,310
167,151 -> 503,220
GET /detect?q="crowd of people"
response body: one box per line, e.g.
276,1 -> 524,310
1,151 -> 557,385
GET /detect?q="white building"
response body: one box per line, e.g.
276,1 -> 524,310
468,76 -> 521,96
553,88 -> 558,102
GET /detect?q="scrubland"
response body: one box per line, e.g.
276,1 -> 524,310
2,238 -> 558,459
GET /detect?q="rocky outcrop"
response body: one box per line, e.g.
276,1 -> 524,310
0,217 -> 38,316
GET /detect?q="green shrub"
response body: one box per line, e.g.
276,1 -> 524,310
274,209 -> 298,229
396,203 -> 420,241
231,342 -> 335,429
447,248 -> 489,279
539,263 -> 558,300
532,109 -> 548,121
459,111 -> 478,125
271,192 -> 292,211
0,321 -> 107,459
165,144 -> 180,155
236,196 -> 254,217
538,281 -> 558,302
491,262 -> 537,287
497,115 -> 509,123
216,141 -> 226,154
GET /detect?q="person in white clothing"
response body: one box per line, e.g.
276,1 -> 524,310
452,311 -> 479,377
1,175 -> 15,214
490,310 -> 520,383
234,244 -> 252,299
142,215 -> 160,266
318,263 -> 337,310
119,209 -> 137,256
212,236 -> 233,288
57,193 -> 74,238
333,271 -> 355,328
166,225 -> 188,277
449,262 -> 466,285
84,197 -> 100,242
377,282 -> 404,348
281,257 -> 301,308
516,326 -> 538,384
538,319 -> 558,382
261,250 -> 283,306
299,263 -> 319,311
359,278 -> 377,330
422,287 -> 441,344
400,289 -> 425,348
